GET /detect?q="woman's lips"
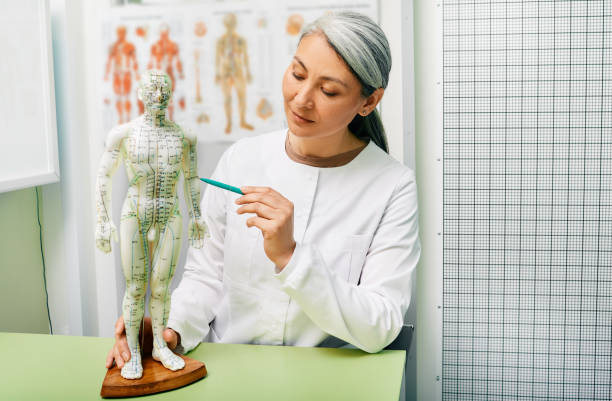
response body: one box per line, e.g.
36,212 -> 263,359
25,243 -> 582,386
291,110 -> 314,124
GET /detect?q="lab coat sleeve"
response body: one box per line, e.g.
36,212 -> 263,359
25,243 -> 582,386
167,144 -> 235,352
275,169 -> 420,353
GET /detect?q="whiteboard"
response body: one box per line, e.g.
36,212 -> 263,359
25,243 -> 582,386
0,0 -> 59,193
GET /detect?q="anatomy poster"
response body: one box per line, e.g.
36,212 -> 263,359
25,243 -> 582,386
100,0 -> 378,142
184,4 -> 282,140
101,12 -> 188,132
281,1 -> 378,68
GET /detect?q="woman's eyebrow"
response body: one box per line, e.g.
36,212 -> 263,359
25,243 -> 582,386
293,55 -> 349,88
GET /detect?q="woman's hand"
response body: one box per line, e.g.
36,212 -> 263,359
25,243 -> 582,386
105,316 -> 180,369
235,186 -> 296,271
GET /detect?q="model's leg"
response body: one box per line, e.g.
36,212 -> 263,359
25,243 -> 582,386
168,103 -> 175,121
116,100 -> 124,124
150,213 -> 184,371
167,69 -> 176,120
125,99 -> 132,121
119,216 -> 148,379
113,74 -> 124,123
123,73 -> 132,121
221,78 -> 232,134
236,78 -> 253,130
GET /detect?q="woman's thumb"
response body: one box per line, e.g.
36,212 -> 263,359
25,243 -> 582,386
163,328 -> 178,350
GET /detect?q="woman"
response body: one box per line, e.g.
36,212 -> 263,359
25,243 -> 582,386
106,10 -> 420,369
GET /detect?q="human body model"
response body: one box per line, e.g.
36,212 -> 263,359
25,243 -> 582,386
215,13 -> 254,134
148,25 -> 185,120
105,26 -> 139,124
95,70 -> 207,379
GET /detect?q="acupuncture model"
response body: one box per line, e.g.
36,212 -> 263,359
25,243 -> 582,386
95,70 -> 207,380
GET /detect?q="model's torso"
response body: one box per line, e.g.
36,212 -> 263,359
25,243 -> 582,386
219,34 -> 244,77
111,40 -> 136,73
151,40 -> 178,73
121,119 -> 185,229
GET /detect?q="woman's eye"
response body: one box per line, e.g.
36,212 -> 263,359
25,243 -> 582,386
292,72 -> 305,80
322,89 -> 337,97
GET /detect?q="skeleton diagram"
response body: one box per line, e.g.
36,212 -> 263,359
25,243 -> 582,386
95,70 -> 207,380
105,25 -> 139,124
148,24 -> 185,120
215,13 -> 254,134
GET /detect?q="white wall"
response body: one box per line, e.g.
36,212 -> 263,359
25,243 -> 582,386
414,1 -> 444,400
43,0 -> 95,336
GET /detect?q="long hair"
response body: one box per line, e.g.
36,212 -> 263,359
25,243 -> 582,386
299,11 -> 392,153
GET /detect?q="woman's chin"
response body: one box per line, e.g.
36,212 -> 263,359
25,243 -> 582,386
287,122 -> 316,138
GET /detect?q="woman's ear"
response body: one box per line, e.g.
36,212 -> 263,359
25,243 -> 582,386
360,88 -> 385,117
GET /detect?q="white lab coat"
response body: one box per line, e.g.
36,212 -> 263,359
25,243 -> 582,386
168,129 -> 420,353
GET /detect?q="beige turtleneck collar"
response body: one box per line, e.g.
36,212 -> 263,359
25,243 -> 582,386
284,133 -> 369,168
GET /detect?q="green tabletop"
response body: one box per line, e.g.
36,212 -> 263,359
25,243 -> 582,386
0,332 -> 405,401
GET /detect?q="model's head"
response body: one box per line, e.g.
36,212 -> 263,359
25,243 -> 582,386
223,13 -> 237,31
159,23 -> 170,39
116,25 -> 127,40
138,70 -> 172,111
281,11 -> 391,153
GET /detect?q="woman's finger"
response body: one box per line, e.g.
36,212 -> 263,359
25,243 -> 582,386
106,348 -> 115,369
239,187 -> 292,208
236,193 -> 279,209
118,338 -> 131,362
237,202 -> 279,220
114,316 -> 125,340
163,328 -> 178,350
246,216 -> 277,237
113,346 -> 125,369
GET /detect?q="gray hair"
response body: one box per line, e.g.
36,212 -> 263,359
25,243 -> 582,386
299,11 -> 392,153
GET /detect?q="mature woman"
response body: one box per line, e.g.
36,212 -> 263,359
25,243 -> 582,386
107,10 -> 420,369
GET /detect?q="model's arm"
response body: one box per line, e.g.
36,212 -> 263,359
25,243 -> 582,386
104,44 -> 116,80
241,37 -> 252,82
95,126 -> 127,253
182,132 -> 207,248
128,44 -> 139,79
168,144 -> 235,352
214,39 -> 222,84
275,170 -> 421,353
147,44 -> 155,70
173,43 -> 184,79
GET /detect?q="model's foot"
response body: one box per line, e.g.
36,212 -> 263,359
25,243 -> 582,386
240,121 -> 254,130
120,352 -> 143,379
153,346 -> 185,371
225,123 -> 232,134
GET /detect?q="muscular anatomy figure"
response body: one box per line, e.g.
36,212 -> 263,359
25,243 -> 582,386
148,24 -> 185,120
105,25 -> 139,124
95,70 -> 207,379
215,13 -> 254,134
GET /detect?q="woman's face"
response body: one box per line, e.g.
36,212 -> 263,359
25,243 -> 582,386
282,33 -> 367,140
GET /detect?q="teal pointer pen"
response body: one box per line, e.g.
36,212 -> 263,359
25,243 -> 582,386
200,178 -> 245,195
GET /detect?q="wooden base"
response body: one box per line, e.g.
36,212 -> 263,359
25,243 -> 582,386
100,354 -> 207,398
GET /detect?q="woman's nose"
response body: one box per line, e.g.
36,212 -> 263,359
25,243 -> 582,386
293,84 -> 314,109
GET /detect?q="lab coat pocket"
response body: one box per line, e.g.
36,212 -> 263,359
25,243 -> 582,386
320,234 -> 370,284
347,234 -> 370,284
224,211 -> 258,283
